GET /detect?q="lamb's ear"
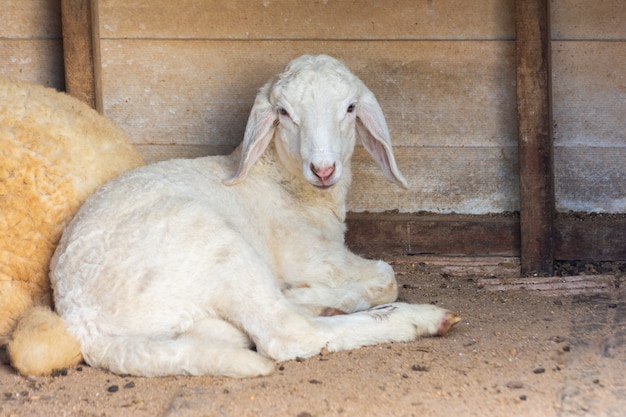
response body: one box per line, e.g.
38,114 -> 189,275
224,83 -> 277,185
356,88 -> 409,188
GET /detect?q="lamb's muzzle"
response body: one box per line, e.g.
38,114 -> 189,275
310,162 -> 336,183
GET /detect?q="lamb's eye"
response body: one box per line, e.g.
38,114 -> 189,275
278,107 -> 289,117
347,103 -> 356,113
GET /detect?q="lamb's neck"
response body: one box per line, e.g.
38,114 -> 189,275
258,144 -> 351,222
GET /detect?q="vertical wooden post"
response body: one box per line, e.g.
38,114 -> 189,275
515,0 -> 555,276
61,0 -> 102,112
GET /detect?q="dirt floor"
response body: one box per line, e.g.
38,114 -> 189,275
1,255 -> 624,417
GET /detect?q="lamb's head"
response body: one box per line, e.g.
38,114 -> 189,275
225,54 -> 407,189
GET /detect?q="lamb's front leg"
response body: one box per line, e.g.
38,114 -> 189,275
254,301 -> 460,363
282,249 -> 400,314
221,252 -> 460,366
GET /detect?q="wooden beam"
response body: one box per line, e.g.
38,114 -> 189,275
346,212 -> 625,263
345,212 -> 520,258
555,214 -> 626,261
515,0 -> 555,276
61,0 -> 102,112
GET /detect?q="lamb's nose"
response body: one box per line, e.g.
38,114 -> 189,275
311,163 -> 336,181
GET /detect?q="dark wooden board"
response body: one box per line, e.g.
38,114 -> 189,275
515,0 -> 555,275
555,214 -> 626,261
346,212 -> 626,263
61,0 -> 102,111
345,212 -> 520,258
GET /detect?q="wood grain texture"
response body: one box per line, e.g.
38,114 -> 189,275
61,0 -> 103,111
98,0 -> 515,40
515,0 -> 554,275
346,212 -> 625,261
555,213 -> 626,261
345,212 -> 520,257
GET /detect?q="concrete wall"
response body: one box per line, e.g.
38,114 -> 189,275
0,0 -> 64,88
97,0 -> 519,214
551,0 -> 626,213
1,0 -> 623,214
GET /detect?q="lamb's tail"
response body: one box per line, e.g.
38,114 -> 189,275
7,306 -> 83,376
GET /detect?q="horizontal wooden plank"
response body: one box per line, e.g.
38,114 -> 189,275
552,42 -> 626,148
345,212 -> 520,257
346,212 -> 626,261
551,0 -> 626,40
555,146 -> 626,213
101,40 -> 517,149
477,275 -> 615,296
99,0 -> 515,40
555,213 -> 626,261
394,255 -> 521,278
0,40 -> 65,89
0,0 -> 61,39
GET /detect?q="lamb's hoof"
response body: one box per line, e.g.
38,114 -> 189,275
436,312 -> 461,336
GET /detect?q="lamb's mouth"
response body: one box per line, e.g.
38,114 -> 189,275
311,177 -> 338,189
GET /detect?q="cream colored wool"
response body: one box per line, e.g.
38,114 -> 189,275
0,78 -> 144,345
7,306 -> 82,375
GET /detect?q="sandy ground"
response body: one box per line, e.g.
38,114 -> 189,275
1,256 -> 624,417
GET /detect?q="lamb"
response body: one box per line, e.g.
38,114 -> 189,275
8,54 -> 459,378
0,78 -> 144,354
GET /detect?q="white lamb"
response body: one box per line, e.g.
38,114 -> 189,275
9,54 -> 459,377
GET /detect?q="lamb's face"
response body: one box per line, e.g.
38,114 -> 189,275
271,63 -> 361,189
225,54 -> 406,190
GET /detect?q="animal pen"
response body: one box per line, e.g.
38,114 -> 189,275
0,0 -> 626,275
1,1 -> 625,416
3,0 -> 623,271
